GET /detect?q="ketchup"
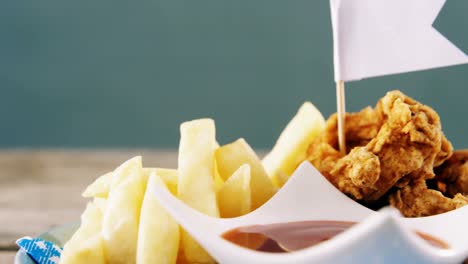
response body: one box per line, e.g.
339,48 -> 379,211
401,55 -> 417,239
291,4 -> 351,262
222,220 -> 449,253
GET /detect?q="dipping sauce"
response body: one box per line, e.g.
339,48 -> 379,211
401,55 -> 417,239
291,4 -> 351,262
221,221 -> 449,253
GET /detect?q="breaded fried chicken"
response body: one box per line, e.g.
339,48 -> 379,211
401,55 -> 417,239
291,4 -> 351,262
389,179 -> 468,217
306,90 -> 464,215
433,150 -> 468,197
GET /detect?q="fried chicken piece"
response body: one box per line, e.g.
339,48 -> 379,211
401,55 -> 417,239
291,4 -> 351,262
330,147 -> 380,200
434,133 -> 454,167
307,141 -> 343,176
432,150 -> 468,197
322,106 -> 383,151
307,143 -> 380,200
389,179 -> 468,217
307,90 -> 453,205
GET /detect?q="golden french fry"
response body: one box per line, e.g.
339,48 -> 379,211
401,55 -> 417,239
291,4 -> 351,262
137,174 -> 180,264
215,138 -> 276,210
262,102 -> 325,187
178,119 -> 219,263
61,202 -> 105,264
176,247 -> 190,264
93,197 -> 107,214
82,165 -> 177,199
102,158 -> 146,264
217,164 -> 251,218
213,158 -> 224,192
271,170 -> 290,189
110,156 -> 143,189
82,172 -> 113,198
143,168 -> 178,195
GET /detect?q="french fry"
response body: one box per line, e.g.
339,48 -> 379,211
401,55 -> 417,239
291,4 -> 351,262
217,164 -> 251,218
143,168 -> 178,195
93,197 -> 107,214
82,172 -> 113,198
176,247 -> 190,264
102,158 -> 146,264
83,166 -> 176,199
213,158 -> 224,192
137,173 -> 179,264
61,202 -> 105,264
271,170 -> 290,189
83,156 -> 142,200
215,138 -> 276,210
110,156 -> 143,189
178,119 -> 219,263
262,102 -> 325,187
213,142 -> 224,191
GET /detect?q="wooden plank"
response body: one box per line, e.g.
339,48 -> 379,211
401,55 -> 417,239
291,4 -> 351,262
0,150 -> 178,250
0,251 -> 17,263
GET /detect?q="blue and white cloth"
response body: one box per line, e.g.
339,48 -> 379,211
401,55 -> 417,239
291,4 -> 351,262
16,237 -> 62,264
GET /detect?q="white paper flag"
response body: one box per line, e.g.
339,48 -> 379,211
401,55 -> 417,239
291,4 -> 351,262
330,0 -> 468,82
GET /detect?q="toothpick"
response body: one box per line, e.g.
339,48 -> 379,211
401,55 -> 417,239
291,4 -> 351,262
336,80 -> 346,154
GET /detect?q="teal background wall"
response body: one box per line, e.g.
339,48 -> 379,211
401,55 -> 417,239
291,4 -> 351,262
1,1 -> 467,149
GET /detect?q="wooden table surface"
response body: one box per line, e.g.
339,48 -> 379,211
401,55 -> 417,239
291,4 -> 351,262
0,149 -> 179,263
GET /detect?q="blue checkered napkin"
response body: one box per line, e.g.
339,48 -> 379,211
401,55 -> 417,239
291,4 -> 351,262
16,237 -> 62,264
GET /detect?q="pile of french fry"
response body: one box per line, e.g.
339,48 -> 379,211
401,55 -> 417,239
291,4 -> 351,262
60,102 -> 325,264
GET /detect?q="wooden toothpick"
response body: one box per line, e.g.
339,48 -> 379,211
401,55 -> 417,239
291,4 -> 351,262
336,80 -> 346,154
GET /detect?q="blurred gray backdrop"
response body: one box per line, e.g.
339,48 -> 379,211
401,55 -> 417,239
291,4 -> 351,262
1,0 -> 467,149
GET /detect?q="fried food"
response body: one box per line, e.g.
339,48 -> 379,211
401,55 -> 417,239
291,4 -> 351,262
61,202 -> 105,264
215,138 -> 276,210
433,150 -> 468,197
306,90 -> 467,216
178,119 -> 219,264
102,157 -> 145,264
389,179 -> 468,217
262,102 -> 325,187
217,164 -> 251,218
137,174 -> 179,264
321,106 -> 383,151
